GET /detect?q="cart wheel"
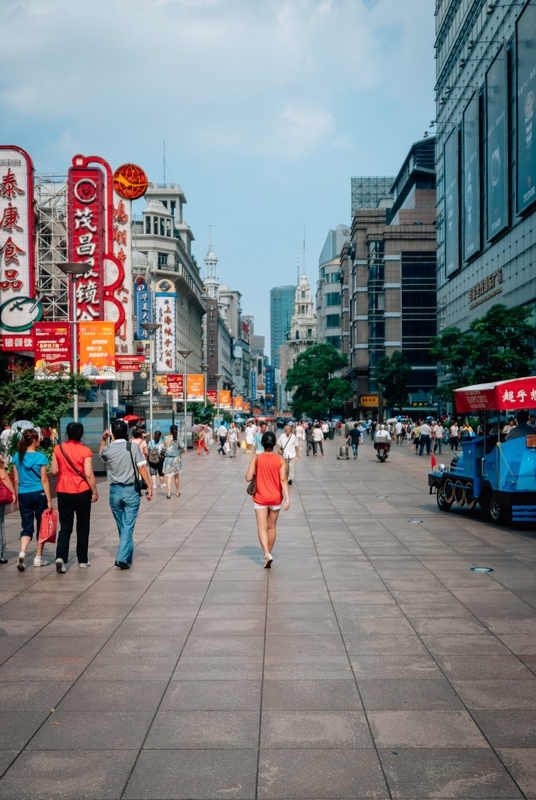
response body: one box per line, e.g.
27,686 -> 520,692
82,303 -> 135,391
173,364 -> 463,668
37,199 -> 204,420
465,482 -> 476,510
454,480 -> 465,506
437,482 -> 453,512
489,496 -> 509,523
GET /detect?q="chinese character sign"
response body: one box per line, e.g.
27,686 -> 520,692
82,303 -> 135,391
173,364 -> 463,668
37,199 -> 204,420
109,193 -> 133,345
0,146 -> 36,349
79,321 -> 116,379
265,366 -> 274,396
134,279 -> 153,340
155,288 -> 177,373
206,300 -> 219,391
68,166 -> 105,321
187,374 -> 205,402
34,322 -> 71,379
250,369 -> 257,400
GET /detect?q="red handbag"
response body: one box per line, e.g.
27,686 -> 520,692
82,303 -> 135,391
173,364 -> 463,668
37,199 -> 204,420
38,509 -> 58,544
0,480 -> 13,505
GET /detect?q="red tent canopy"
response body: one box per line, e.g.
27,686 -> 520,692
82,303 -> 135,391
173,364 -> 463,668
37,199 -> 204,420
454,376 -> 536,414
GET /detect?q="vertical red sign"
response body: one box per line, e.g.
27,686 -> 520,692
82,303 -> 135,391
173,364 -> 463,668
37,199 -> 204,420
68,166 -> 105,321
34,322 -> 71,378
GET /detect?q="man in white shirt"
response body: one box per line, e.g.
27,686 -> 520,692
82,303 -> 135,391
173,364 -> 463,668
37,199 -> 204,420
278,425 -> 299,485
228,422 -> 240,458
432,422 -> 444,454
419,421 -> 432,456
395,420 -> 404,446
217,424 -> 228,455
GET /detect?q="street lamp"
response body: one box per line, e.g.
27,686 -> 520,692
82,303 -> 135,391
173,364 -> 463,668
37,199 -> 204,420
213,374 -> 222,416
55,261 -> 90,422
200,362 -> 208,407
177,349 -> 192,446
141,322 -> 161,438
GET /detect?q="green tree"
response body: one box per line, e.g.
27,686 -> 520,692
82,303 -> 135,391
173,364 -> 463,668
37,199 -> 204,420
285,343 -> 352,419
191,400 -> 217,426
430,304 -> 536,399
0,368 -> 92,429
374,351 -> 412,411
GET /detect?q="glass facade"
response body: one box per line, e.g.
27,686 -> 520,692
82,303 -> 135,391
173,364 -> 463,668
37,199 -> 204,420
270,285 -> 296,370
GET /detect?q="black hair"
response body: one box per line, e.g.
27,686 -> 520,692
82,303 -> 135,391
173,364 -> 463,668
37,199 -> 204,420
112,420 -> 128,440
17,428 -> 39,462
170,424 -> 178,441
66,422 -> 84,442
132,427 -> 142,439
261,431 -> 276,450
517,410 -> 529,424
153,431 -> 161,441
354,423 -> 358,428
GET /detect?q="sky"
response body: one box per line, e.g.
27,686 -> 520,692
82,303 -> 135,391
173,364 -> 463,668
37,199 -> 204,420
1,0 -> 435,348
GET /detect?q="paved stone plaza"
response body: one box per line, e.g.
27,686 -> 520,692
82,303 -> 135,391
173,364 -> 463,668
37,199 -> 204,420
0,436 -> 535,799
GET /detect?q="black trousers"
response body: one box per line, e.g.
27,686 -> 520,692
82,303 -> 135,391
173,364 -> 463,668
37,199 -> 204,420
56,489 -> 92,564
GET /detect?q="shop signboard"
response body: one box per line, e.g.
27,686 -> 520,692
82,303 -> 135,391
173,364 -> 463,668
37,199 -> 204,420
116,354 -> 144,372
219,390 -> 231,409
486,47 -> 508,239
444,131 -> 460,277
134,278 -> 153,340
79,321 -> 116,378
0,146 -> 36,350
517,2 -> 536,214
166,373 -> 184,400
265,365 -> 274,396
463,92 -> 481,260
34,322 -> 71,379
154,281 -> 177,373
68,165 -> 105,321
207,390 -> 217,405
187,374 -> 204,402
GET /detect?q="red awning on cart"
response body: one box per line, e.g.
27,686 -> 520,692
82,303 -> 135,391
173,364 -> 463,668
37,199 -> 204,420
454,376 -> 536,413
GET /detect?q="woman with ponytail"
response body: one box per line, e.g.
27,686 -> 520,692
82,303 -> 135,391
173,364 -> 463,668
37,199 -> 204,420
12,429 -> 53,571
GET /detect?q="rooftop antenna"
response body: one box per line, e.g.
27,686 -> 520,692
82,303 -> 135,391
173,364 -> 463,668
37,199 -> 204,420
208,223 -> 213,250
163,139 -> 166,184
296,249 -> 300,285
303,225 -> 306,279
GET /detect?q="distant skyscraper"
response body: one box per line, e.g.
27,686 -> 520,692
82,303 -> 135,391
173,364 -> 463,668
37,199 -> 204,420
270,285 -> 296,370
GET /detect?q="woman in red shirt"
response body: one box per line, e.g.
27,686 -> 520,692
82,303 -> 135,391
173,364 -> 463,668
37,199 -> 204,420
50,422 -> 99,572
245,431 -> 290,568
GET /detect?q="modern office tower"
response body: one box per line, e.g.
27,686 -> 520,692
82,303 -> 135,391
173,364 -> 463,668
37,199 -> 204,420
316,224 -> 350,352
341,138 -> 437,415
434,0 -> 536,333
270,285 -> 296,369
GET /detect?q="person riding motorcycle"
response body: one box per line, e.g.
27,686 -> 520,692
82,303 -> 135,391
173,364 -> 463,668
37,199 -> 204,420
374,424 -> 391,453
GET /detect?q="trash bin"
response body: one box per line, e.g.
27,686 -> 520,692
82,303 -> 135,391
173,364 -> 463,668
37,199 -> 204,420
337,445 -> 349,460
329,429 -> 335,440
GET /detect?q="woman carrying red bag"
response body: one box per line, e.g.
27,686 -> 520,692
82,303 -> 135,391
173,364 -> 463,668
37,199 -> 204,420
0,455 -> 16,564
12,429 -> 53,572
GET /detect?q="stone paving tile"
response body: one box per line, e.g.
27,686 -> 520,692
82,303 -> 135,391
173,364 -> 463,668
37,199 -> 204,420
1,440 -> 536,799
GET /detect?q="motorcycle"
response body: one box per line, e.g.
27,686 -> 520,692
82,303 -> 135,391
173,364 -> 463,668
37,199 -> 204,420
375,442 -> 390,462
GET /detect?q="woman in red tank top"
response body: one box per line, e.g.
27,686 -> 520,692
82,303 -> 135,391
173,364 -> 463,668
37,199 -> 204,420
245,430 -> 290,568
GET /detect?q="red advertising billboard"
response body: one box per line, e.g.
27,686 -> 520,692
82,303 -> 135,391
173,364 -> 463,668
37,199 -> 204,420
233,396 -> 243,410
34,322 -> 71,379
167,374 -> 184,400
68,164 -> 105,322
207,390 -> 217,405
115,354 -> 144,372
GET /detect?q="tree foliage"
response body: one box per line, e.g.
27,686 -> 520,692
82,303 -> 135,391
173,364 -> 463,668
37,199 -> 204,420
430,304 -> 536,400
191,400 -> 217,426
374,351 -> 412,411
285,343 -> 352,419
0,368 -> 92,429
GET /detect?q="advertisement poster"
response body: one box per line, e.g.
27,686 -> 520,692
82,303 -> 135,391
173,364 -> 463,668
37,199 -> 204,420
155,283 -> 177,373
250,369 -> 257,400
207,390 -> 217,405
219,390 -> 231,409
187,374 -> 204,402
463,92 -> 481,261
444,131 -> 460,277
486,47 -> 508,238
0,146 -> 36,350
233,396 -> 243,411
79,321 -> 116,378
166,374 -> 184,400
34,322 -> 71,379
115,355 -> 144,372
134,278 -> 153,341
243,401 -> 251,413
517,1 -> 536,214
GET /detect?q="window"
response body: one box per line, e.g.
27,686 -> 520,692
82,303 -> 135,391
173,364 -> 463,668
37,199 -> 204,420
301,291 -> 306,298
326,314 -> 340,328
166,219 -> 171,237
153,216 -> 158,235
159,218 -> 165,236
307,328 -> 312,337
145,217 -> 151,234
301,305 -> 305,314
328,272 -> 340,283
158,253 -> 168,267
170,201 -> 176,218
321,267 -> 325,278
326,292 -> 341,306
295,330 -> 299,339
369,293 -> 385,310
326,335 -> 341,349
369,320 -> 385,340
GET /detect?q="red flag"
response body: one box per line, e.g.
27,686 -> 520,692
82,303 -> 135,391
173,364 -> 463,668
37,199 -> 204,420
431,452 -> 437,470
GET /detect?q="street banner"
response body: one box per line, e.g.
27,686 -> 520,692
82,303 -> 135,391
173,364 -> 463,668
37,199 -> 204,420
0,146 -> 36,350
219,390 -> 231,409
233,396 -> 243,411
79,321 -> 116,378
34,322 -> 71,379
68,165 -> 105,321
207,390 -> 217,405
187,374 -> 204,402
167,374 -> 184,400
155,282 -> 177,373
116,354 -> 144,372
243,401 -> 251,413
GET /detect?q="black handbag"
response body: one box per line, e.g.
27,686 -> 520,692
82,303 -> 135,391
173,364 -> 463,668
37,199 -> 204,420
127,443 -> 148,495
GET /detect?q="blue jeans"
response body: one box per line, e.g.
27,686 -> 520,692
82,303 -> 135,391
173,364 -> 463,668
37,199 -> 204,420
351,443 -> 358,457
18,490 -> 47,540
109,484 -> 140,564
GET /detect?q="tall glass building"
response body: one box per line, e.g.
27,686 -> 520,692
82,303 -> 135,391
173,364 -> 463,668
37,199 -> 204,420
270,285 -> 296,369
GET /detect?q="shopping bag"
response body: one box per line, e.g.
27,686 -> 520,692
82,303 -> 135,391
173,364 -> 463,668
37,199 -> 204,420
224,442 -> 230,454
38,508 -> 58,544
240,440 -> 247,449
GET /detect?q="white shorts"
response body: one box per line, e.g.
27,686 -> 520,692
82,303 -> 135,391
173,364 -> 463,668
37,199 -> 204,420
254,502 -> 281,511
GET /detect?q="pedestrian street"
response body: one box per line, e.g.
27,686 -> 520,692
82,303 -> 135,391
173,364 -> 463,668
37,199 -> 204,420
1,436 -> 536,799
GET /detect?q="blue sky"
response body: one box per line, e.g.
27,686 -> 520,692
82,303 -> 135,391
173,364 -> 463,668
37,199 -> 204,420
1,0 -> 435,345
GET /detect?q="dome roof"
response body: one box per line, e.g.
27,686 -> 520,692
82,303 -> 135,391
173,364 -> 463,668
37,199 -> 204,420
143,199 -> 171,216
204,245 -> 218,262
132,249 -> 149,268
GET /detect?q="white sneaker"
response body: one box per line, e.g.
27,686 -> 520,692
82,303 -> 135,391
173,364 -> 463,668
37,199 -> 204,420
264,553 -> 274,569
33,557 -> 51,567
55,558 -> 66,573
17,552 -> 25,572
78,562 -> 91,568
